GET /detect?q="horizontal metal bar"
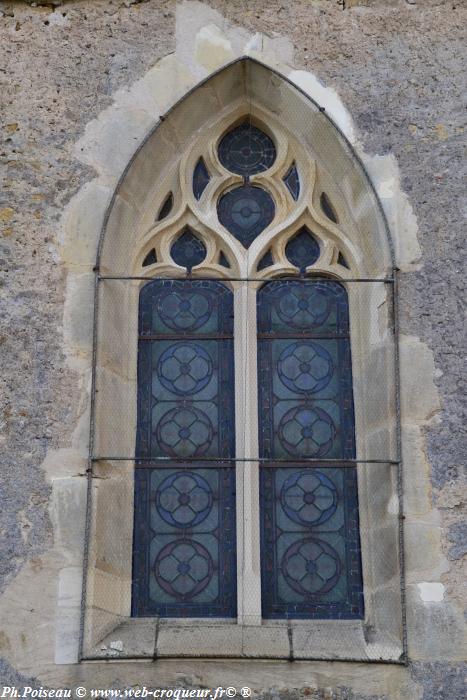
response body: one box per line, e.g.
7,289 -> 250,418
258,333 -> 349,340
94,457 -> 401,464
139,333 -> 233,341
98,275 -> 394,283
80,653 -> 406,665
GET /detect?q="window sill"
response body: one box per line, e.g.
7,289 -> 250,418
82,617 -> 404,663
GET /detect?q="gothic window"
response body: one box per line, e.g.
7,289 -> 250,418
85,60 -> 402,662
131,121 -> 364,620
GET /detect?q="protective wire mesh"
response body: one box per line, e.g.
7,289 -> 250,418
81,277 -> 405,663
81,58 -> 405,662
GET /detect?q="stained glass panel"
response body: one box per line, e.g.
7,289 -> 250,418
320,192 -> 338,224
142,248 -> 157,267
258,280 -> 364,619
193,157 -> 210,200
283,162 -> 300,200
218,121 -> 276,176
170,228 -> 207,272
285,227 -> 320,272
257,249 -> 274,272
157,192 -> 173,221
133,280 -> 236,617
217,185 -> 275,248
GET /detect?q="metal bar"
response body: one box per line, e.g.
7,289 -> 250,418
98,275 -> 394,283
393,267 -> 408,663
139,333 -> 234,341
258,333 -> 350,340
78,267 -> 100,662
79,653 -> 405,665
91,456 -> 400,465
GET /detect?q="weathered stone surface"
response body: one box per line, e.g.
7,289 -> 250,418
0,0 -> 465,695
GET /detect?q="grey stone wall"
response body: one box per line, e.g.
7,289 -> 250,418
0,1 -> 465,697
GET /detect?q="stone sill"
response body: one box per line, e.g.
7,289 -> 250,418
83,618 -> 404,663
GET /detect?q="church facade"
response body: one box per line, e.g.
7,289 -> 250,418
0,1 -> 465,698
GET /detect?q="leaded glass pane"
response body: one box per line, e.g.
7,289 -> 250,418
283,162 -> 300,200
193,157 -> 210,200
217,185 -> 275,248
258,280 -> 364,619
320,192 -> 338,224
257,249 -> 274,272
285,227 -> 320,272
157,192 -> 173,221
218,121 -> 276,176
142,248 -> 157,267
133,280 -> 236,617
170,228 -> 207,272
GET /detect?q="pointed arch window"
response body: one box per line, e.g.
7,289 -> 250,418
131,122 -> 364,621
83,59 -> 403,663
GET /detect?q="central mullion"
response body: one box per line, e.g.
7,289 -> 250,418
234,282 -> 262,625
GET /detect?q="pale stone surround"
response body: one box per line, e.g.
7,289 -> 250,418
79,54 -> 405,662
0,1 -> 459,692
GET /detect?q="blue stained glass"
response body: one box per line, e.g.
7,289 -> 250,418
157,192 -> 173,221
193,158 -> 210,200
320,192 -> 338,223
258,280 -> 364,619
218,122 -> 276,176
257,249 -> 274,272
217,185 -> 275,248
133,280 -> 236,617
142,248 -> 157,267
170,228 -> 206,272
283,162 -> 300,200
285,227 -> 320,272
219,251 -> 231,268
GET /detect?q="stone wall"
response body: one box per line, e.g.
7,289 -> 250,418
0,0 -> 465,697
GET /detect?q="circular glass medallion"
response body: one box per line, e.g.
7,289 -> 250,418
278,405 -> 336,457
276,286 -> 332,329
157,289 -> 212,332
155,539 -> 214,600
218,122 -> 276,176
156,472 -> 213,528
217,185 -> 275,248
277,342 -> 334,395
155,406 -> 214,458
281,537 -> 341,596
281,470 -> 338,526
158,343 -> 213,396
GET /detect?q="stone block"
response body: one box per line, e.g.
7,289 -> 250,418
157,623 -> 243,657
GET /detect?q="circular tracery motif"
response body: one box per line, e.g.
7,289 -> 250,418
278,405 -> 336,457
276,287 -> 331,329
157,290 -> 212,332
281,470 -> 337,526
278,342 -> 333,394
156,472 -> 213,528
170,228 -> 206,272
285,227 -> 320,272
217,185 -> 275,248
218,122 -> 276,176
156,406 -> 213,457
281,538 -> 341,596
158,343 -> 213,396
155,539 -> 214,600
